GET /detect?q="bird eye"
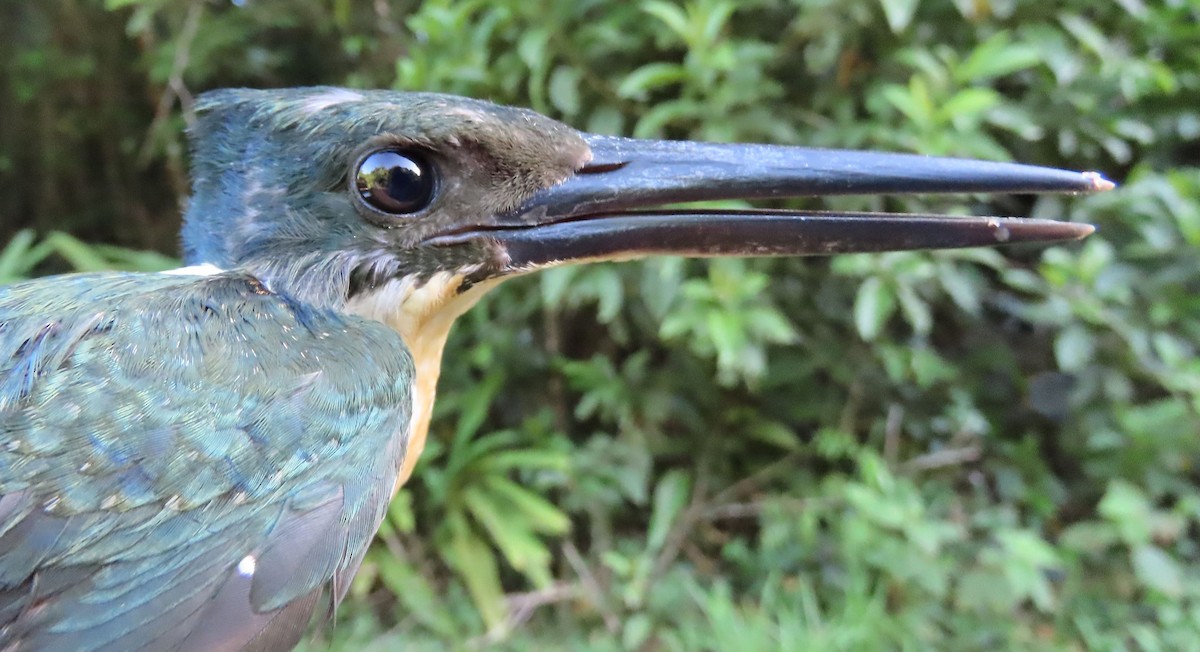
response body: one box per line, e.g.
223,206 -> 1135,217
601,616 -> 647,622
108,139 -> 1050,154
353,149 -> 436,215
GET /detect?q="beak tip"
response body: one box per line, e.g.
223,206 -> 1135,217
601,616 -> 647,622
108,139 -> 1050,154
1084,171 -> 1116,192
1039,220 -> 1097,243
993,218 -> 1095,245
1076,222 -> 1098,239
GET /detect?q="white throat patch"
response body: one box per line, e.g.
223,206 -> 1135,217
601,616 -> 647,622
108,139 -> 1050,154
343,271 -> 503,489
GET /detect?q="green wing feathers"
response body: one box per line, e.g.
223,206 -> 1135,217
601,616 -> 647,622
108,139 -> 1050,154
0,272 -> 412,650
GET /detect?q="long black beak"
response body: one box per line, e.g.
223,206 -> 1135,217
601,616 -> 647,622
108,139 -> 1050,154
434,134 -> 1111,269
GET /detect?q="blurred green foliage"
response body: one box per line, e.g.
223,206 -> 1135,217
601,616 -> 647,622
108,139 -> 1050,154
1,0 -> 1198,649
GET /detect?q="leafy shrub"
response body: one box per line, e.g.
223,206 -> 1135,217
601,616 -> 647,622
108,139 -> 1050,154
2,0 -> 1197,649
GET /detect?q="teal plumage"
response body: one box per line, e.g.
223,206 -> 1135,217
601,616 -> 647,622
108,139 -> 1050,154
0,86 -> 1105,651
0,272 -> 411,649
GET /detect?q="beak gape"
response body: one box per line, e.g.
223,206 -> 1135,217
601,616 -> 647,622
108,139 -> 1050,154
430,134 -> 1109,269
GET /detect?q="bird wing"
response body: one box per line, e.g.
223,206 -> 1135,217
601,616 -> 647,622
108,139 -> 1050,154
0,271 -> 412,651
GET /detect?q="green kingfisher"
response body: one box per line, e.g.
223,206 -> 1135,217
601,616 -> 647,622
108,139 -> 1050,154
0,87 -> 1110,650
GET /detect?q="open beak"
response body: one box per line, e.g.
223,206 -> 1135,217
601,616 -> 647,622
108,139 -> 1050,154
432,134 -> 1111,269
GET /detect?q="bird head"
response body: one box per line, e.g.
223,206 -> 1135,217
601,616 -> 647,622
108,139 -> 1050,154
183,86 -> 1107,313
183,88 -> 586,302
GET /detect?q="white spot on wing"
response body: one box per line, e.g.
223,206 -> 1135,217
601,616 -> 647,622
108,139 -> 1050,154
237,554 -> 257,577
162,263 -> 224,276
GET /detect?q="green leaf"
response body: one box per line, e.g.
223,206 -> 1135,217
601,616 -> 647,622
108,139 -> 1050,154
444,514 -> 506,630
748,308 -> 798,344
548,65 -> 581,115
623,613 -> 654,650
0,230 -> 47,281
1098,481 -> 1153,545
1132,544 -> 1183,598
480,448 -> 570,474
463,485 -> 554,584
516,28 -> 550,70
845,483 -> 908,529
748,421 -> 801,451
699,1 -> 736,44
1055,325 -> 1096,372
484,475 -> 571,534
1059,14 -> 1109,57
617,62 -> 688,100
539,266 -> 577,307
1059,521 -> 1121,555
632,99 -> 700,138
938,262 -> 982,314
880,77 -> 935,130
93,244 -> 177,271
896,283 -> 932,335
590,267 -> 626,323
706,309 -> 744,360
956,33 -> 1042,82
641,0 -> 690,41
386,489 -> 416,534
45,233 -> 116,272
374,553 -> 459,637
855,277 -> 897,341
451,371 -> 503,447
910,347 -> 956,388
586,105 -> 625,136
940,88 -> 1001,123
878,0 -> 920,33
647,470 -> 691,552
996,529 -> 1061,612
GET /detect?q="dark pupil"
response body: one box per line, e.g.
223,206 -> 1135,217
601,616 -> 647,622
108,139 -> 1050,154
355,150 -> 433,214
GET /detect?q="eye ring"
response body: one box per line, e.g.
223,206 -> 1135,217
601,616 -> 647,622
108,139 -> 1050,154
352,148 -> 437,217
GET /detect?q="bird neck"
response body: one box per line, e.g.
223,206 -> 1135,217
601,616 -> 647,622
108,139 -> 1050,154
342,273 -> 505,490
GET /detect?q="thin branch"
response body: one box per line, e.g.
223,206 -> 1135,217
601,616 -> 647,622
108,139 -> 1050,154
681,539 -> 717,575
505,582 -> 578,625
884,402 -> 903,466
562,541 -> 620,633
710,449 -> 806,505
138,0 -> 203,165
700,497 -> 812,521
471,583 -> 579,647
838,380 -> 864,435
647,460 -> 710,592
901,446 -> 981,473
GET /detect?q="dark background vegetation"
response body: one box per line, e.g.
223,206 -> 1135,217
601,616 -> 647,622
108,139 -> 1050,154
2,0 -> 1198,649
